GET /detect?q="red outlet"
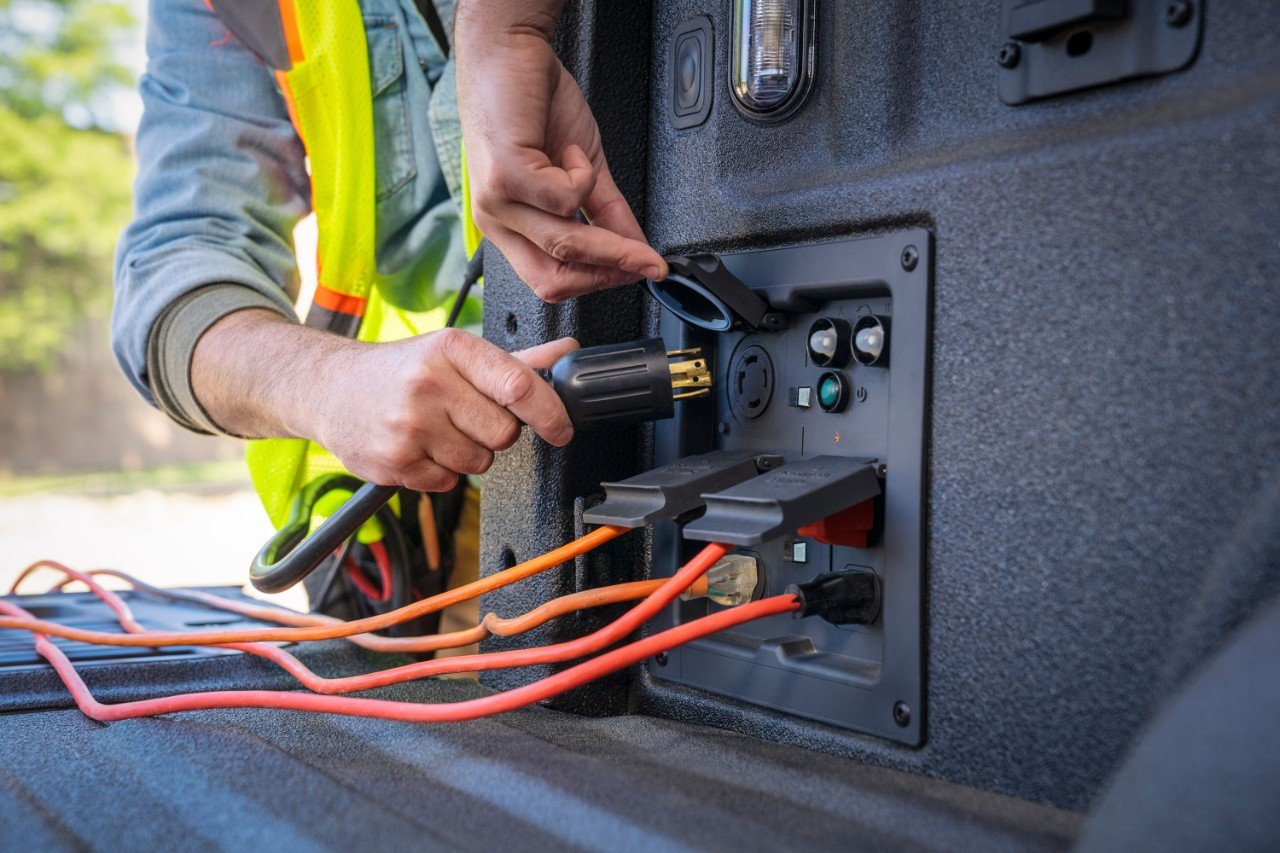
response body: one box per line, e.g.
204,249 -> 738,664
797,498 -> 876,548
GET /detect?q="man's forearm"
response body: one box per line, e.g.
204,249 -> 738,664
191,309 -> 353,440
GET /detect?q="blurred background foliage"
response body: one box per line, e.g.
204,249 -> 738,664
0,1 -> 275,592
0,0 -> 137,372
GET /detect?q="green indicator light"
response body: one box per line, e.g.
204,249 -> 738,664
818,376 -> 841,408
817,371 -> 848,413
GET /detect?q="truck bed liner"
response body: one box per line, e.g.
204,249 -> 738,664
0,677 -> 1081,851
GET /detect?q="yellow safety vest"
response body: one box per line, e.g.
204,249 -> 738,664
216,0 -> 482,538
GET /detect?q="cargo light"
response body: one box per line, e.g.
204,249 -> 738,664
730,0 -> 817,122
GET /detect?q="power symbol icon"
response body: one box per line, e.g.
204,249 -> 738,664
855,386 -> 868,403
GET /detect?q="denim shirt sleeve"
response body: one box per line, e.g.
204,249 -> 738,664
111,0 -> 310,409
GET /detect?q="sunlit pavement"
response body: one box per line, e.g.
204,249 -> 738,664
0,487 -> 308,612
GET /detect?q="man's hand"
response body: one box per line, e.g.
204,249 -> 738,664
318,329 -> 578,492
191,310 -> 578,492
455,1 -> 667,303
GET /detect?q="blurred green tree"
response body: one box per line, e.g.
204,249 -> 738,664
0,0 -> 136,372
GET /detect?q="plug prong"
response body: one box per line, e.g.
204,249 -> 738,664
669,355 -> 712,393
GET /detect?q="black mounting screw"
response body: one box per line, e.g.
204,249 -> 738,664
655,652 -> 669,667
717,421 -> 732,436
755,454 -> 781,471
997,41 -> 1021,69
1164,0 -> 1193,27
893,701 -> 911,727
900,245 -> 919,271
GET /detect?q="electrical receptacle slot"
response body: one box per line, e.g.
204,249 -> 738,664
728,343 -> 774,421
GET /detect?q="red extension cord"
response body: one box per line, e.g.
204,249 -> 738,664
342,540 -> 394,602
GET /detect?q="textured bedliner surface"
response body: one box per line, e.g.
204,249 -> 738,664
0,677 -> 1081,851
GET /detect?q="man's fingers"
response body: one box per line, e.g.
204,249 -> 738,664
438,330 -> 574,446
582,161 -> 667,280
494,229 -> 638,302
398,458 -> 461,494
416,420 -> 495,476
557,144 -> 597,202
483,144 -> 597,219
500,203 -> 664,279
581,158 -> 650,235
514,337 -> 580,370
472,146 -> 665,301
446,391 -> 523,452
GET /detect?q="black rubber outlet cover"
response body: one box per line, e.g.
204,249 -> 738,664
684,456 -> 881,546
583,449 -> 772,528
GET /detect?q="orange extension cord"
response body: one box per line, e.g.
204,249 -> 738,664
0,593 -> 798,723
2,544 -> 731,689
16,561 -> 699,657
0,525 -> 629,647
11,563 -> 685,696
0,542 -> 799,723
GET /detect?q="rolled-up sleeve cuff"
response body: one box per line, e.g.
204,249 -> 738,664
146,283 -> 293,435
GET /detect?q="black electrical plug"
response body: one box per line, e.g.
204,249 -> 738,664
787,570 -> 881,626
541,337 -> 711,428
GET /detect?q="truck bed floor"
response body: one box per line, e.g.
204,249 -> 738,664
0,677 -> 1080,851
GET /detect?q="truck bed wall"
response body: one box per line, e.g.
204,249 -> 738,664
477,0 -> 1280,812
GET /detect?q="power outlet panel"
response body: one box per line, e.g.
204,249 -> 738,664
650,229 -> 931,745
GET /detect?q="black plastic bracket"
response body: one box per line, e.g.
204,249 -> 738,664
583,449 -> 778,528
1008,0 -> 1126,42
683,456 -> 881,546
998,0 -> 1202,105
